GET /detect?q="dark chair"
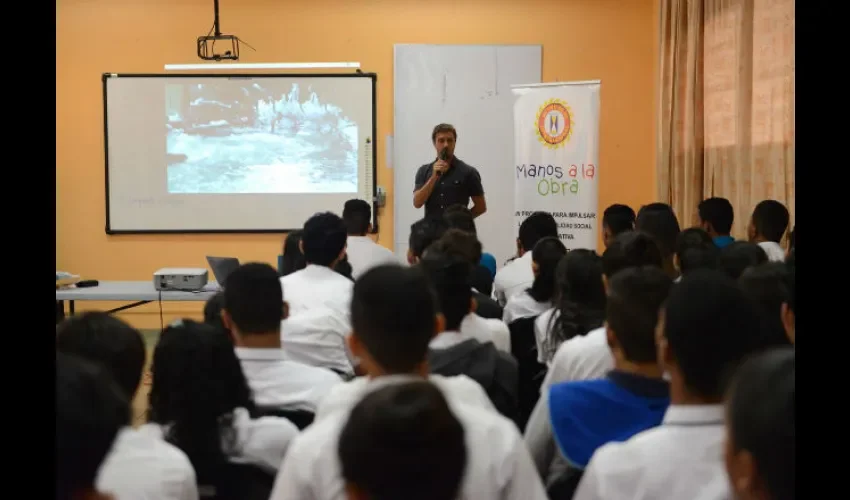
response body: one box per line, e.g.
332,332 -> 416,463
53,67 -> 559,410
254,406 -> 315,430
198,462 -> 275,500
508,315 -> 548,431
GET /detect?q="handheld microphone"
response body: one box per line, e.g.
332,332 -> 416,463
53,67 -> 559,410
437,148 -> 449,176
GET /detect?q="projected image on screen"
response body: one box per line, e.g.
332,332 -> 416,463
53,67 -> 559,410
165,82 -> 358,194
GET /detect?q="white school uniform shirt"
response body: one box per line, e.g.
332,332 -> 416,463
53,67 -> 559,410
574,404 -> 729,500
280,265 -> 355,375
534,308 -> 558,364
269,376 -> 549,500
493,252 -> 534,306
235,347 -> 343,412
758,241 -> 786,262
146,407 -> 299,473
313,373 -> 496,422
503,290 -> 551,325
460,313 -> 511,353
540,326 -> 614,392
345,235 -> 399,279
96,425 -> 198,500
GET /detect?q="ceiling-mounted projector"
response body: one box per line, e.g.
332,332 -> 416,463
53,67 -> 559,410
196,0 -> 253,61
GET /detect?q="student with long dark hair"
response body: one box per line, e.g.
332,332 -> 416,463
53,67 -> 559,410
147,320 -> 298,484
503,236 -> 567,324
535,249 -> 607,365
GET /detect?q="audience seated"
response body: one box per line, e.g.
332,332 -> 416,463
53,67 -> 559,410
338,381 -> 468,500
56,352 -> 129,500
601,204 -> 636,248
280,212 -> 356,375
635,202 -> 681,279
223,263 -> 342,415
724,347 -> 795,500
420,245 -> 520,424
56,312 -> 198,499
528,266 -> 673,497
534,249 -> 606,366
574,270 -> 769,500
674,227 -> 719,278
494,211 -> 558,306
719,241 -> 768,280
747,200 -> 790,262
541,231 -> 664,390
147,320 -> 298,481
342,198 -> 398,279
431,230 -> 511,351
279,230 -> 306,277
697,197 -> 736,248
503,236 -> 567,324
271,264 -> 547,499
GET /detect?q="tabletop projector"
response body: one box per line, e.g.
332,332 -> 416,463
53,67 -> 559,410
154,268 -> 208,292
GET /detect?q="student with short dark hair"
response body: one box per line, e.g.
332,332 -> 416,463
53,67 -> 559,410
635,202 -> 681,279
575,270 -> 766,500
719,241 -> 768,280
724,347 -> 795,500
494,211 -> 559,305
674,227 -> 719,278
602,204 -> 636,248
748,200 -> 790,262
698,197 -> 735,248
529,266 -> 673,497
280,212 -> 356,375
224,263 -> 342,414
342,198 -> 398,279
429,232 -> 511,351
56,352 -> 128,500
149,319 -> 298,480
407,216 -> 449,264
738,262 -> 794,349
444,203 -> 499,280
503,236 -> 567,324
421,246 -> 520,423
339,381 -> 468,500
56,312 -> 198,499
271,264 -> 548,500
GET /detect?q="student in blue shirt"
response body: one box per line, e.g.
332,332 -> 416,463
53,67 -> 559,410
698,197 -> 736,248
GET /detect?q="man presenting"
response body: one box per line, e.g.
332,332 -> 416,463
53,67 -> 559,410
413,123 -> 487,219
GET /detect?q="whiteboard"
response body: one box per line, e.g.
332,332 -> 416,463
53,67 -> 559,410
393,44 -> 542,267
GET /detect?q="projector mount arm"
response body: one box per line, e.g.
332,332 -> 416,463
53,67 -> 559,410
197,0 -> 255,61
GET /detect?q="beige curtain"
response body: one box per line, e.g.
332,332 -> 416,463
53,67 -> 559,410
658,0 -> 795,239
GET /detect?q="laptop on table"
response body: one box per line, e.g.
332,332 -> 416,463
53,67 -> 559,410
206,256 -> 241,289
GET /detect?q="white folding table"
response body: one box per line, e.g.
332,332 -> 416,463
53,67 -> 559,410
56,280 -> 220,317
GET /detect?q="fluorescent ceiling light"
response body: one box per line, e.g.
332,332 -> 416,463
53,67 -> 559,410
164,62 -> 361,70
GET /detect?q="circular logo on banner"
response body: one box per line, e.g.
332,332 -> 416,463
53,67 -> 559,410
536,99 -> 573,149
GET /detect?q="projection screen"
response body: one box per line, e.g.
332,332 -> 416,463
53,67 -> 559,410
102,73 -> 377,233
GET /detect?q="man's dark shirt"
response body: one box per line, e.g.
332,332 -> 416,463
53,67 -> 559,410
414,157 -> 484,218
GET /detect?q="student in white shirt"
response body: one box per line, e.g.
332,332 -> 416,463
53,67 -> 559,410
271,264 -> 548,500
635,202 -> 682,280
541,230 -> 664,390
338,381 -> 468,500
222,262 -> 342,414
342,198 -> 398,279
56,352 -> 128,500
503,236 -> 566,324
724,347 -> 795,500
56,312 -> 198,500
534,249 -> 606,365
280,212 -> 356,375
494,211 -> 558,306
148,320 -> 299,484
747,199 -> 790,262
574,270 -> 766,500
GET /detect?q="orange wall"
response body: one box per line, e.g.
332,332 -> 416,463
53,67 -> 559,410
57,0 -> 659,329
